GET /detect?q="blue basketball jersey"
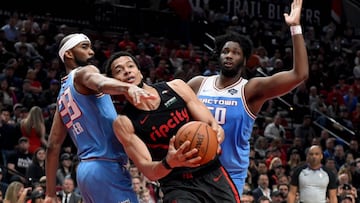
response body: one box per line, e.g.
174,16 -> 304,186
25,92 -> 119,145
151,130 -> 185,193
197,76 -> 256,180
57,70 -> 127,162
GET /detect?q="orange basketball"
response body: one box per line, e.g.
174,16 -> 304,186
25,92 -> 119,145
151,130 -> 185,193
174,121 -> 218,165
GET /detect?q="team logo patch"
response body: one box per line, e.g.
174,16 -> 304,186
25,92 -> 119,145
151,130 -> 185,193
228,88 -> 238,95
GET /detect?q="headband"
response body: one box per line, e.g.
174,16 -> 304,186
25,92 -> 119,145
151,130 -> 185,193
58,33 -> 90,62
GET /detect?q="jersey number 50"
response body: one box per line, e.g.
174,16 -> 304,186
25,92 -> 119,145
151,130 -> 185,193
207,106 -> 226,124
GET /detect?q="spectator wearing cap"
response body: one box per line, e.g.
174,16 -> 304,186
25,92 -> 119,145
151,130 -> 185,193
287,148 -> 303,171
12,103 -> 23,123
6,137 -> 32,184
18,78 -> 39,109
56,153 -> 73,186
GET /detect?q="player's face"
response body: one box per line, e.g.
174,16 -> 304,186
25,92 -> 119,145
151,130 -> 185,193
110,56 -> 142,85
219,41 -> 245,77
72,41 -> 95,66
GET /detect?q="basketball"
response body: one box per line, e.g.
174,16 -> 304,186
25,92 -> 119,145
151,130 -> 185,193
174,121 -> 218,165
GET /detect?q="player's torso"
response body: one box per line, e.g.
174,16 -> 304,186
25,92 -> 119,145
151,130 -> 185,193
123,82 -> 191,161
197,76 -> 255,171
57,70 -> 125,160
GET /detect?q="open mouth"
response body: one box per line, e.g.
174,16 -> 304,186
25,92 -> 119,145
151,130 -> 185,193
224,61 -> 233,67
126,76 -> 136,83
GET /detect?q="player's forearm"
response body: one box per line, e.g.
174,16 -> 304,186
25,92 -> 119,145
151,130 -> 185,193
287,192 -> 296,203
94,76 -> 131,95
292,29 -> 309,81
140,161 -> 172,181
45,145 -> 61,196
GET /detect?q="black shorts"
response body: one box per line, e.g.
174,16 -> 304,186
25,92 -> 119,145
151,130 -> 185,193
159,159 -> 240,203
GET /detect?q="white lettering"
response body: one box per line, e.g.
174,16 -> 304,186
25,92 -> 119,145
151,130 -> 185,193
72,122 -> 84,135
200,98 -> 238,106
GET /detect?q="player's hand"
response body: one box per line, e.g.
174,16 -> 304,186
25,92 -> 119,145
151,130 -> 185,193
284,0 -> 302,26
211,123 -> 224,154
44,196 -> 58,203
127,85 -> 156,104
165,136 -> 201,168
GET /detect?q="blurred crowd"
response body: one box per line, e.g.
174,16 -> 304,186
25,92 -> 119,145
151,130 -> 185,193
0,8 -> 360,203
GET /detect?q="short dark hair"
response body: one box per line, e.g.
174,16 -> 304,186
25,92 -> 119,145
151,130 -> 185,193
214,32 -> 253,60
104,51 -> 141,77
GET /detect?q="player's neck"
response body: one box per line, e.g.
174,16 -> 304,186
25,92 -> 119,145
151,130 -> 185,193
216,74 -> 242,89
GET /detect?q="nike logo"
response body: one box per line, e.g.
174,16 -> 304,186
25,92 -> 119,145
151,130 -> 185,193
213,173 -> 222,182
140,115 -> 149,124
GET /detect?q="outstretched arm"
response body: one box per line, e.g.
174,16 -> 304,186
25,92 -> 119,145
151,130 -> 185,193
113,115 -> 201,181
246,0 -> 309,114
75,65 -> 155,104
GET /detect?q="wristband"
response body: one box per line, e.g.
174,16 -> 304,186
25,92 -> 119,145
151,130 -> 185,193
290,25 -> 302,36
161,158 -> 173,170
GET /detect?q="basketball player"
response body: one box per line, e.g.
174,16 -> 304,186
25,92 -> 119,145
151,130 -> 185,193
45,34 -> 196,203
105,51 -> 241,203
187,0 -> 308,195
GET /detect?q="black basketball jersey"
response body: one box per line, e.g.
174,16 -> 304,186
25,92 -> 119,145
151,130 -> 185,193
122,82 -> 192,161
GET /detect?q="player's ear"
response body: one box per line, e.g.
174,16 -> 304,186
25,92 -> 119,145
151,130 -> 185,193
64,50 -> 73,60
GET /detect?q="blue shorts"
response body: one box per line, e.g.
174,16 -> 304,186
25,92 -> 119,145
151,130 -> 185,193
76,160 -> 138,203
231,177 -> 246,196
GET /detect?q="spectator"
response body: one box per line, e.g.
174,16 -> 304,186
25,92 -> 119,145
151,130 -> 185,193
347,138 -> 360,159
59,177 -> 82,203
139,187 -> 156,203
26,147 -> 46,183
6,137 -> 32,184
334,144 -> 346,170
1,14 -> 20,43
270,190 -> 284,203
0,107 -> 20,165
56,153 -> 73,186
277,183 -> 289,199
0,78 -> 17,106
264,113 -> 286,141
20,106 -> 47,154
294,114 -> 316,147
241,190 -> 255,203
252,174 -> 272,202
3,181 -> 31,203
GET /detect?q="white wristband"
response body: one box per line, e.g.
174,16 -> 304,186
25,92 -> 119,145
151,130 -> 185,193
290,25 -> 302,36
